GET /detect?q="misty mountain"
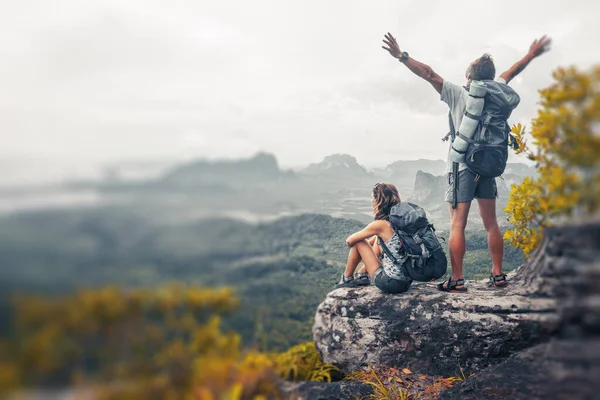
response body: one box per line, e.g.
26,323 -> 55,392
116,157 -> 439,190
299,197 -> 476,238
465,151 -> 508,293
300,154 -> 369,178
381,159 -> 447,179
370,159 -> 447,194
504,163 -> 537,177
408,170 -> 447,206
33,153 -> 539,231
159,152 -> 295,190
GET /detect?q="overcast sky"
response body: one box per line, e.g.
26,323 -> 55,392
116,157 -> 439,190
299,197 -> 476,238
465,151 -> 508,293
1,0 -> 599,184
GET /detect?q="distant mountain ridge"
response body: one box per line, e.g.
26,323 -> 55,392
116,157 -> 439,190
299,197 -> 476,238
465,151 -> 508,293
160,152 -> 294,188
385,159 -> 447,176
93,152 -> 536,204
301,154 -> 369,177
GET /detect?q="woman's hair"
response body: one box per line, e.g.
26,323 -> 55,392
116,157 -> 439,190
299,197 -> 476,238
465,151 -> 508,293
372,183 -> 401,221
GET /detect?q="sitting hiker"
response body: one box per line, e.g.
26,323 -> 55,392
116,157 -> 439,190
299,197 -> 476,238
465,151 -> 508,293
335,183 -> 412,294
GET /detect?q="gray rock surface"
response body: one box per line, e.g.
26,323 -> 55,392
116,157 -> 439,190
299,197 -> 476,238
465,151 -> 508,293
439,219 -> 600,399
313,278 -> 557,376
438,339 -> 600,400
279,381 -> 373,400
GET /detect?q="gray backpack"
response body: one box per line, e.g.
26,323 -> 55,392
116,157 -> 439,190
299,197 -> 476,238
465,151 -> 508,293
378,202 -> 447,282
448,80 -> 521,178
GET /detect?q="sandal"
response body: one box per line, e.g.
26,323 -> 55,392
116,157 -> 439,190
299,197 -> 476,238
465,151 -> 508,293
437,278 -> 467,293
489,273 -> 508,288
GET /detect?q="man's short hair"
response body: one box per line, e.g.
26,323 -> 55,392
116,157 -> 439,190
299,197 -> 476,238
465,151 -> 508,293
468,53 -> 496,81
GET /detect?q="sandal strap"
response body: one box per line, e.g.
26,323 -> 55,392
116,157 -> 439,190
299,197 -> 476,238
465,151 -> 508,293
447,278 -> 465,289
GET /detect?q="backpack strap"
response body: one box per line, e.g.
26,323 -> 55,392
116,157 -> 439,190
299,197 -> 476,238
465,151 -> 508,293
436,111 -> 461,209
451,160 -> 459,210
478,114 -> 493,142
412,233 -> 430,259
442,111 -> 455,142
456,133 -> 476,146
445,111 -> 460,210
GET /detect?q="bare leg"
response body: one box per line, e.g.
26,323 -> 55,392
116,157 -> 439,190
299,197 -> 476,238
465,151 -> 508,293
343,245 -> 362,277
357,236 -> 380,275
343,239 -> 381,278
477,198 -> 504,277
444,202 -> 471,287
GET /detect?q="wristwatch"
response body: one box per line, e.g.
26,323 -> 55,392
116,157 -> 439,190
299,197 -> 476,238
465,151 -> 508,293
398,51 -> 409,63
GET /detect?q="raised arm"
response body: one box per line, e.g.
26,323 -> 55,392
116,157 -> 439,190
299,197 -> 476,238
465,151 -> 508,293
382,32 -> 443,94
499,35 -> 552,84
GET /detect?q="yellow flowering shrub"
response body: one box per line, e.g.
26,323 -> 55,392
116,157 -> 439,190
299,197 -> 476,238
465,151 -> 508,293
505,65 -> 600,256
1,284 -> 337,400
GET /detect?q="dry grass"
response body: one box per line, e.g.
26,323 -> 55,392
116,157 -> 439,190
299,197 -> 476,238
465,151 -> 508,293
347,365 -> 474,400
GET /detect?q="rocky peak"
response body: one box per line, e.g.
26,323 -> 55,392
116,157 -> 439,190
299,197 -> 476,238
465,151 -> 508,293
160,152 -> 287,187
302,154 -> 368,176
409,170 -> 447,204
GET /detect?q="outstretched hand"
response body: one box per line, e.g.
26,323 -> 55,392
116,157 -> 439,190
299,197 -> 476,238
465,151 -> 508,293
382,32 -> 402,59
528,35 -> 552,58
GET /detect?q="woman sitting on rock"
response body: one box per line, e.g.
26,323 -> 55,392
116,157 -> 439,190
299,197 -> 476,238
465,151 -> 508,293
335,183 -> 412,293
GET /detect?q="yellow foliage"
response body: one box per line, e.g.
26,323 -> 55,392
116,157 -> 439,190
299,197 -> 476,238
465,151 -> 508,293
272,342 -> 339,382
1,284 -> 339,399
0,362 -> 20,392
505,65 -> 600,256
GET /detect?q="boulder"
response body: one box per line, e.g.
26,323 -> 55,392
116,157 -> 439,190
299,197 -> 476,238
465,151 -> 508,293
279,381 -> 373,400
312,277 -> 557,377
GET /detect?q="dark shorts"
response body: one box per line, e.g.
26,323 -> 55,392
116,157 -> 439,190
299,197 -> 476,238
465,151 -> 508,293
444,168 -> 498,204
374,268 -> 411,294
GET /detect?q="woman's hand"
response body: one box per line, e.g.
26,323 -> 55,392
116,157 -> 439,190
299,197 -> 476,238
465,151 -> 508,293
346,237 -> 353,248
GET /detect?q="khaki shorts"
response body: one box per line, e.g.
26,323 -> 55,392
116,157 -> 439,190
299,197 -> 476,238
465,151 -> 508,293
444,169 -> 497,204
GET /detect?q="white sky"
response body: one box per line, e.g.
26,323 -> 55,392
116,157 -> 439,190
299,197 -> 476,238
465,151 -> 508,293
1,0 -> 599,183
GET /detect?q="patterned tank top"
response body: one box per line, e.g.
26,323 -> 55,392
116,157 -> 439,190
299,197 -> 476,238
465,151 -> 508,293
379,221 -> 407,280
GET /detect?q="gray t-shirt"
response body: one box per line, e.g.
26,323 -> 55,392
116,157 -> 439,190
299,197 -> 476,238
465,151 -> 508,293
440,77 -> 507,173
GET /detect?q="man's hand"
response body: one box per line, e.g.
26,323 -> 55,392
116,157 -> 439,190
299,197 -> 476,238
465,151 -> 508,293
382,32 -> 402,59
527,35 -> 552,59
381,32 -> 443,93
500,35 -> 552,84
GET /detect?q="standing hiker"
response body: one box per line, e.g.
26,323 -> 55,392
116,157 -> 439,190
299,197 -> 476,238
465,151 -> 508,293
382,33 -> 551,292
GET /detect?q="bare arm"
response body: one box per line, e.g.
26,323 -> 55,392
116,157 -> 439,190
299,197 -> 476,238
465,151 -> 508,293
382,32 -> 443,94
500,35 -> 552,84
345,221 -> 386,248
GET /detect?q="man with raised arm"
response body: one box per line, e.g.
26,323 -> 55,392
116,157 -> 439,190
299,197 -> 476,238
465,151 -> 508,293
381,33 -> 551,292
